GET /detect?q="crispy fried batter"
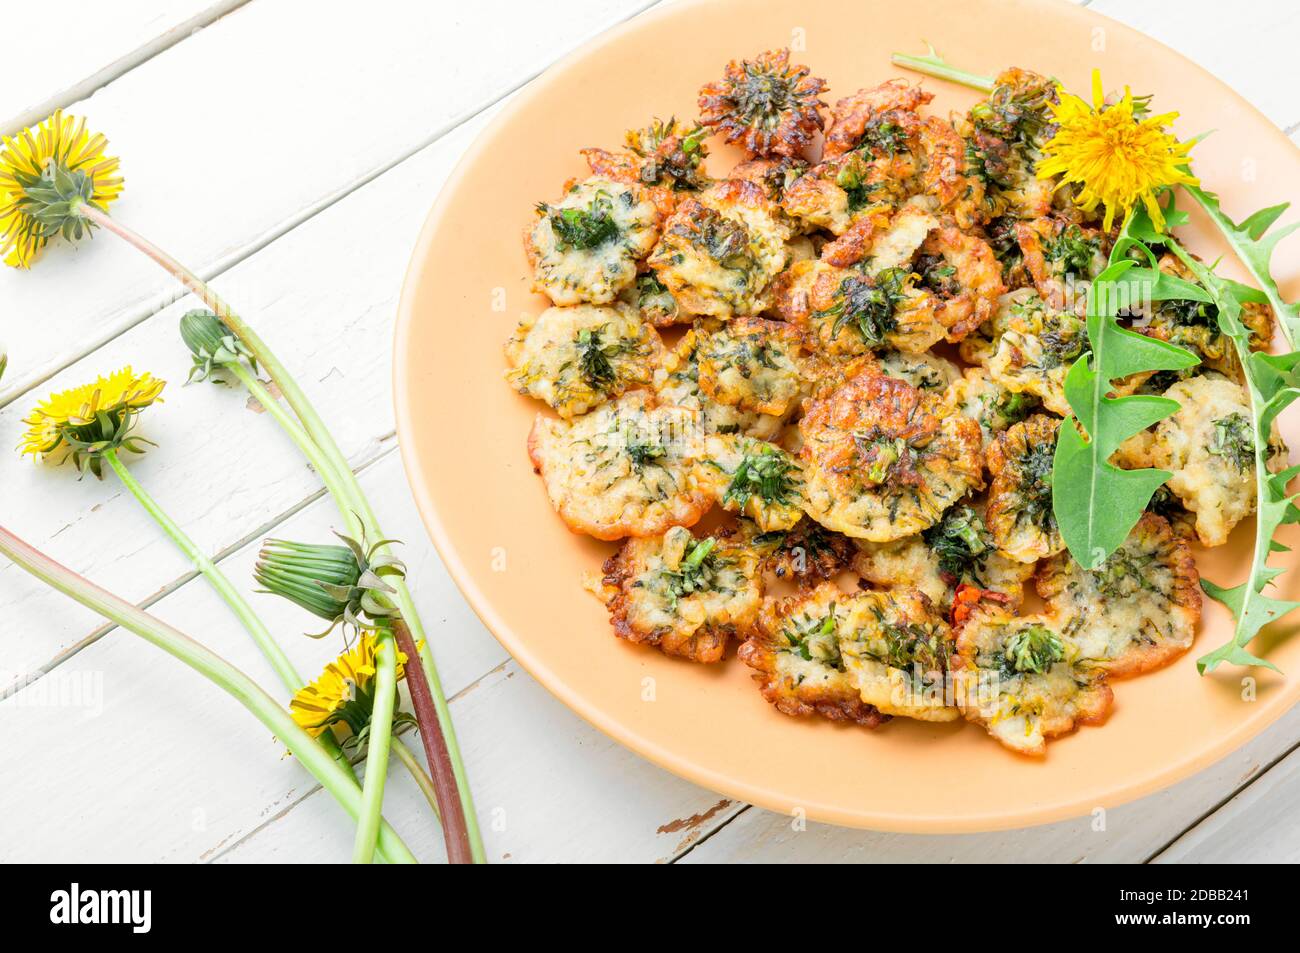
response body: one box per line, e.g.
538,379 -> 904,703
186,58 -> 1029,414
738,582 -> 888,725
822,79 -> 932,160
654,328 -> 787,439
505,303 -> 663,418
750,517 -> 857,582
1037,514 -> 1201,678
838,587 -> 960,721
581,117 -> 711,219
593,525 -> 764,662
953,604 -> 1113,755
528,391 -> 712,540
696,317 -> 806,416
703,433 -> 805,532
526,176 -> 661,306
1115,375 -> 1289,547
648,179 -> 792,318
698,49 -> 827,158
799,370 -> 984,541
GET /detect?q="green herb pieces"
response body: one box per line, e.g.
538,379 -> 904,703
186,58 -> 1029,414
817,268 -> 908,346
574,326 -> 630,391
1208,412 -> 1256,472
1003,624 -> 1064,675
923,505 -> 992,582
1051,206 -> 1205,569
662,538 -> 721,609
1044,224 -> 1101,278
783,611 -> 840,663
724,446 -> 798,508
537,194 -> 620,251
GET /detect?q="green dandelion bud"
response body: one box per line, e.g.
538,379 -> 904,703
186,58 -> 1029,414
254,531 -> 406,638
179,310 -> 255,383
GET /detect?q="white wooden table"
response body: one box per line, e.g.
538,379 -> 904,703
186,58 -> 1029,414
0,0 -> 1297,864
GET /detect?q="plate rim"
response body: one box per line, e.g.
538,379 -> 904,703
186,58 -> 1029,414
394,0 -> 1300,833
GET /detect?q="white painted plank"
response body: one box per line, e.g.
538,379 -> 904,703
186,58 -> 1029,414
1152,743 -> 1300,863
1088,0 -> 1300,131
0,451 -> 508,863
678,705 -> 1300,863
0,107 -> 499,692
0,0 -> 657,409
1,1 -> 246,136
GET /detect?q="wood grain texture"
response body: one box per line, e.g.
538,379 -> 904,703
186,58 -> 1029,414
0,0 -> 1297,863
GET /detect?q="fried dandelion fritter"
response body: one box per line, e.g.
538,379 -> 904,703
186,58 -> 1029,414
1037,513 -> 1201,678
853,501 -> 1035,611
528,391 -> 713,540
985,414 -> 1063,562
505,303 -> 663,418
703,433 -> 805,532
695,316 -> 806,416
654,328 -> 787,439
527,176 -> 661,305
582,117 -> 711,219
1115,375 -> 1288,547
738,582 -> 888,725
953,604 -> 1113,755
592,525 -> 764,662
837,587 -> 960,721
799,370 -> 984,541
648,179 -> 793,318
698,48 -> 827,158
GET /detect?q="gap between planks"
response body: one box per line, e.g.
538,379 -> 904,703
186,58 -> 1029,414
1,1 -> 254,137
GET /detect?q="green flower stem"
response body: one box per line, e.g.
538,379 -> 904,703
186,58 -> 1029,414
99,446 -> 303,693
353,625 -> 398,863
233,367 -> 475,863
890,51 -> 993,91
391,737 -> 441,821
0,522 -> 417,865
81,203 -> 485,863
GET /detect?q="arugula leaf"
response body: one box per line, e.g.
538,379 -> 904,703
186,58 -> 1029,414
1052,208 -> 1202,569
1157,214 -> 1300,673
1183,185 -> 1300,349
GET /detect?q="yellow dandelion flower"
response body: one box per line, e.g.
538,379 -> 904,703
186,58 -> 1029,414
0,110 -> 124,268
1037,71 -> 1197,232
20,367 -> 165,467
290,633 -> 410,742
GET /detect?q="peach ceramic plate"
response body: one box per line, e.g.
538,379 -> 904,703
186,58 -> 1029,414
394,0 -> 1300,831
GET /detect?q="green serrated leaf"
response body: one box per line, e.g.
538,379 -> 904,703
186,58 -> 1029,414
1158,191 -> 1300,673
1051,215 -> 1201,569
1184,185 -> 1300,349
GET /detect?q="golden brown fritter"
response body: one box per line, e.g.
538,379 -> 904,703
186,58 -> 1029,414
654,328 -> 787,439
504,303 -> 663,418
838,587 -> 960,721
981,288 -> 1086,415
647,179 -> 792,318
985,414 -> 1063,562
526,176 -> 661,306
528,391 -> 712,540
1037,513 -> 1201,679
750,517 -> 857,582
1015,216 -> 1108,313
799,370 -> 984,541
698,48 -> 827,158
943,367 -> 1040,452
774,258 -> 949,355
1116,375 -> 1289,547
952,604 -> 1113,755
738,583 -> 887,726
822,79 -> 932,160
960,68 -> 1061,223
695,317 -> 806,416
592,525 -> 764,663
